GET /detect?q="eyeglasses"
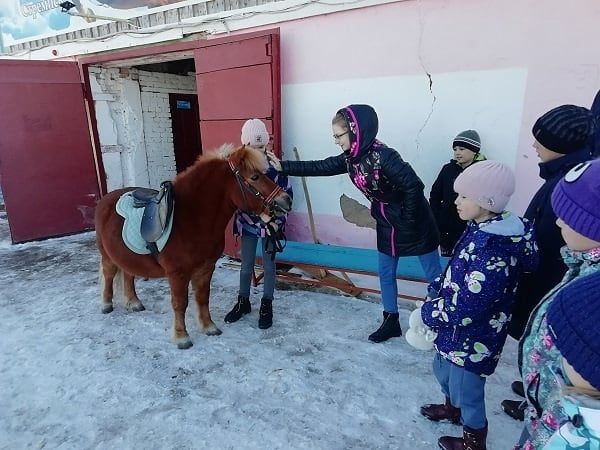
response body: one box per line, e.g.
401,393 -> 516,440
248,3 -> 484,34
333,131 -> 349,141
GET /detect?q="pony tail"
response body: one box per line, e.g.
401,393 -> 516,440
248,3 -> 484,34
113,268 -> 124,303
98,262 -> 123,308
98,261 -> 104,300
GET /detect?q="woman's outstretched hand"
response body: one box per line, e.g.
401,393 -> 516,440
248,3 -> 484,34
266,150 -> 282,171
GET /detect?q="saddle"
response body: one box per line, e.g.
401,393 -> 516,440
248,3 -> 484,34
124,181 -> 174,256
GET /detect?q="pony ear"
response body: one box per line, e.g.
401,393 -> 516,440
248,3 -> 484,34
234,145 -> 269,174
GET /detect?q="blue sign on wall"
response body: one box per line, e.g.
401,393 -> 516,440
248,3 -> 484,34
0,0 -> 188,48
176,100 -> 191,110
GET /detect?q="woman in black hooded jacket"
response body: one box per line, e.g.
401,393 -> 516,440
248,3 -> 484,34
271,104 -> 441,342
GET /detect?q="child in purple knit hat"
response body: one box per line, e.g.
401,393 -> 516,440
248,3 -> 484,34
543,272 -> 600,449
516,158 -> 600,450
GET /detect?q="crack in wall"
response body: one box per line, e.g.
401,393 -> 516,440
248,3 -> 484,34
415,0 -> 436,154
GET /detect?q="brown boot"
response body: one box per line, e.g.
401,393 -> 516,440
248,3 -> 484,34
438,425 -> 487,450
420,397 -> 461,424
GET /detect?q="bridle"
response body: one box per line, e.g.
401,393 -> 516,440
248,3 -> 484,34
228,160 -> 286,216
228,159 -> 288,260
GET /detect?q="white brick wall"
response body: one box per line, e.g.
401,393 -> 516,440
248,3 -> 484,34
90,66 -> 196,190
138,70 -> 196,187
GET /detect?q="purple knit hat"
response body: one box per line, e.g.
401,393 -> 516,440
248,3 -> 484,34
547,272 -> 600,391
551,159 -> 600,242
454,160 -> 515,213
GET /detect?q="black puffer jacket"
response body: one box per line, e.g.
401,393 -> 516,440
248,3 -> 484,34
508,148 -> 592,339
280,104 -> 439,257
429,155 -> 486,256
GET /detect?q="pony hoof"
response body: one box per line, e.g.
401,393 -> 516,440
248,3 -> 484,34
204,324 -> 222,336
101,304 -> 114,314
175,339 -> 193,350
127,303 -> 145,312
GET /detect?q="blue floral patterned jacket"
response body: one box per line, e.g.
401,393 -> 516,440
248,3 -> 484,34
422,212 -> 538,376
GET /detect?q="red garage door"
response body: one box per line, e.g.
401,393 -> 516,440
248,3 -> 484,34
0,61 -> 101,243
195,31 -> 281,257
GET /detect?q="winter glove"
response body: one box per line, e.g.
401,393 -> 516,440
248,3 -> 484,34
406,302 -> 437,351
266,151 -> 282,171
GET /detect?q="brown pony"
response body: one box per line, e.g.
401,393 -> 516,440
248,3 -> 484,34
94,145 -> 292,349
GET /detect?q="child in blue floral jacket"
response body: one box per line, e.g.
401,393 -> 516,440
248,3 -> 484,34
223,119 -> 293,330
418,161 -> 539,450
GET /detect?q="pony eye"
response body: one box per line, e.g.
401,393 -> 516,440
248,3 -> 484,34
250,174 -> 260,181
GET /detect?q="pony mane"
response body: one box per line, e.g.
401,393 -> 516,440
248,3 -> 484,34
174,143 -> 268,184
215,143 -> 268,174
213,143 -> 237,159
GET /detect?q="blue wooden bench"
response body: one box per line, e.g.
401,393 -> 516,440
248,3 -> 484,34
255,241 -> 448,301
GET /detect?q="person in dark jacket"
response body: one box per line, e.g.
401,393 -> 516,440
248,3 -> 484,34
501,104 -> 596,422
269,104 -> 441,342
430,130 -> 486,256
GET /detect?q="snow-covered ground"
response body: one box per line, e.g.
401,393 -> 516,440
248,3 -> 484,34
0,213 -> 525,449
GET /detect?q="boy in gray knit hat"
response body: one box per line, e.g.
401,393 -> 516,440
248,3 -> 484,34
430,130 -> 486,256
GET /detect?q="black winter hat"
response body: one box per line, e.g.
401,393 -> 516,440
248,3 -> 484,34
532,104 -> 596,154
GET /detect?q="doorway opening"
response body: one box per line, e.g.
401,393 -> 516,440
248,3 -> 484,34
89,54 -> 201,191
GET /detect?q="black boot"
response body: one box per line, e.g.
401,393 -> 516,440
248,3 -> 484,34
258,298 -> 273,329
368,311 -> 402,342
501,399 -> 526,421
224,295 -> 251,323
511,380 -> 525,398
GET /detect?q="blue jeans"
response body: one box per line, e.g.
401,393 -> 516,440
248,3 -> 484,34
378,249 -> 443,313
432,353 -> 487,429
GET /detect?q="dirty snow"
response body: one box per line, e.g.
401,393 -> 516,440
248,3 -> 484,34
0,213 -> 525,449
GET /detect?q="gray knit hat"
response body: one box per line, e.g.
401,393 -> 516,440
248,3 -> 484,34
453,130 -> 481,154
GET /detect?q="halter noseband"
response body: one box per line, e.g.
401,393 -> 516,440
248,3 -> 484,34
228,160 -> 286,216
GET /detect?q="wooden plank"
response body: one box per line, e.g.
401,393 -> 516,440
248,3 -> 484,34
275,272 -> 423,302
255,254 -> 428,300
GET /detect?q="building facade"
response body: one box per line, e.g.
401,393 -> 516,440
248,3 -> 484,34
0,0 -> 598,248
